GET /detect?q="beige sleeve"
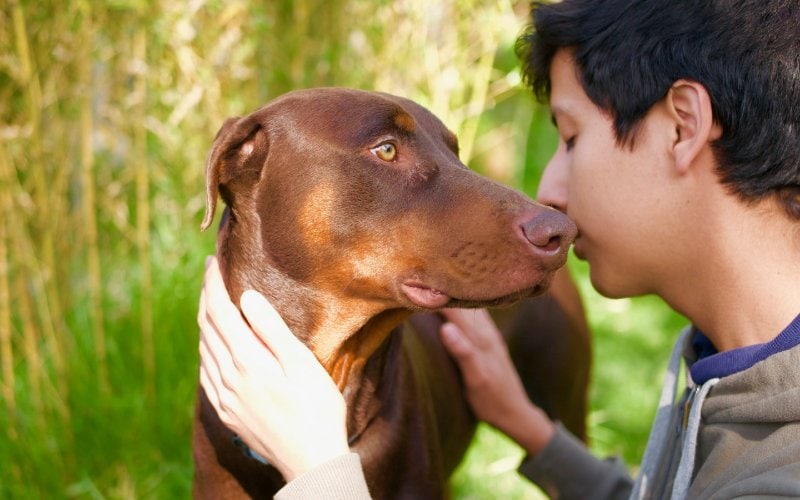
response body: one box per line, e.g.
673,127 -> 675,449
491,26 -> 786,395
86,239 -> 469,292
274,453 -> 372,500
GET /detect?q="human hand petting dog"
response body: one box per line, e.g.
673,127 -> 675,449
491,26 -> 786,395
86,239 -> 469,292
198,257 -> 350,481
198,256 -> 556,483
439,308 -> 556,456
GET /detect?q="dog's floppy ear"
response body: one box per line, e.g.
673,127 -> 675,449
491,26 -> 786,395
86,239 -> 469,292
201,115 -> 268,231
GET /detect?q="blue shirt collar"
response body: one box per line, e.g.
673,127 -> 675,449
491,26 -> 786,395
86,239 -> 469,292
690,312 -> 800,384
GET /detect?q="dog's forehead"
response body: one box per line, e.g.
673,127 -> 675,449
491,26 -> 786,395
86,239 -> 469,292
267,88 -> 455,147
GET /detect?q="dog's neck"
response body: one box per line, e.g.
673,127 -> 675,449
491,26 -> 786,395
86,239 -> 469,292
216,215 -> 411,429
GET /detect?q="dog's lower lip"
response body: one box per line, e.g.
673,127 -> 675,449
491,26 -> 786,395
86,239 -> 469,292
401,280 -> 543,309
400,282 -> 452,309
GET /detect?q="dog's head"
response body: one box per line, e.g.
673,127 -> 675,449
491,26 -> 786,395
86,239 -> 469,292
202,88 -> 575,359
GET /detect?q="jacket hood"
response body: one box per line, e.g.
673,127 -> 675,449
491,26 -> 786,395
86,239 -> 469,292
701,345 -> 800,424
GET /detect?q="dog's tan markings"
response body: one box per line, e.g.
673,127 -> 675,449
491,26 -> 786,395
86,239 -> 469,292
394,112 -> 416,134
306,262 -> 399,368
326,308 -> 411,390
297,182 -> 336,248
345,241 -> 397,296
304,299 -> 367,363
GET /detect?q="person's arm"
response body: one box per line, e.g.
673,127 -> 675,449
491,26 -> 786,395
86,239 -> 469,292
439,306 -> 632,499
438,307 -> 556,455
198,257 -> 370,498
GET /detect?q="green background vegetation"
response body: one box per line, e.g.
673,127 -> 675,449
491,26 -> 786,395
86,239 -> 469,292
0,0 -> 685,497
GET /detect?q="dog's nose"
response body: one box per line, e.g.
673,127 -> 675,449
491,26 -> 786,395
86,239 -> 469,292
519,209 -> 577,264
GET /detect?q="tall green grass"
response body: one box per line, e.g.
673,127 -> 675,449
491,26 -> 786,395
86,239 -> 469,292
0,1 -> 684,497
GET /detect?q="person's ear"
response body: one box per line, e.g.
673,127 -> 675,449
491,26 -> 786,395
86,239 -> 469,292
665,80 -> 721,173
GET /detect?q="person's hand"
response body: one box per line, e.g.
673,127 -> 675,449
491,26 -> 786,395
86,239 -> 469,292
198,257 -> 350,480
439,308 -> 555,456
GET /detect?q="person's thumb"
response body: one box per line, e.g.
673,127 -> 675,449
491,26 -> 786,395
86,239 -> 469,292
240,290 -> 310,370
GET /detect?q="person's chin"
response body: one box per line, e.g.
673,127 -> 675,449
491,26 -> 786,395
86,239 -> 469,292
587,264 -> 632,299
579,242 -> 632,298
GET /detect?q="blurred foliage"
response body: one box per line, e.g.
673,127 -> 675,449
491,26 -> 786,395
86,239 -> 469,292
0,0 -> 683,497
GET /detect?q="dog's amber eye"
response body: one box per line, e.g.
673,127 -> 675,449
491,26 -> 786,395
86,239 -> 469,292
371,142 -> 397,162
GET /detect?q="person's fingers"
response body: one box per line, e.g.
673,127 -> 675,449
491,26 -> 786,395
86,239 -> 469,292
198,286 -> 240,376
202,262 -> 272,372
202,257 -> 227,302
199,326 -> 241,424
198,280 -> 229,409
199,360 -> 224,414
439,322 -> 476,360
197,287 -> 209,331
203,260 -> 248,347
200,361 -> 243,432
240,289 -> 318,375
439,321 -> 492,385
440,308 -> 502,349
197,287 -> 222,342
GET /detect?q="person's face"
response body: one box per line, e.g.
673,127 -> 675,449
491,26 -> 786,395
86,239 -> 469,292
537,50 -> 686,298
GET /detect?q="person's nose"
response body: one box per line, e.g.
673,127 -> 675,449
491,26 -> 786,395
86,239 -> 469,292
536,151 -> 569,213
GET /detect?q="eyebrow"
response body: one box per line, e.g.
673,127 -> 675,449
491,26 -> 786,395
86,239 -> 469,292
353,112 -> 416,146
393,111 -> 416,134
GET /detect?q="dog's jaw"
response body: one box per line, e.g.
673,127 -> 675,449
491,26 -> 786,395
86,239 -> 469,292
218,244 -> 413,444
217,213 -> 412,402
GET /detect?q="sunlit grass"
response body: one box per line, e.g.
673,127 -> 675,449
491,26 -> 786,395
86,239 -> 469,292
453,424 -> 547,499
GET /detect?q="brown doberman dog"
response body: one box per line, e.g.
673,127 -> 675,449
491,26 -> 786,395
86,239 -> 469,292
193,87 -> 591,498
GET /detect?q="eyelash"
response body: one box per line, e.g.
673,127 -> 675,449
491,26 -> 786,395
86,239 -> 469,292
565,136 -> 576,151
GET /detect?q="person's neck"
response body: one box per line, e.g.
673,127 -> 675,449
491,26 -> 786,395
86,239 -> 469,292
663,195 -> 800,352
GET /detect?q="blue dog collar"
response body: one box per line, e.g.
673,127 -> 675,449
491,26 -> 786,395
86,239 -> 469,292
232,434 -> 271,466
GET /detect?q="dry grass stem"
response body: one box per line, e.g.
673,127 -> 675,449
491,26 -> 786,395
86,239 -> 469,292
134,28 -> 155,399
0,146 -> 16,437
78,4 -> 109,395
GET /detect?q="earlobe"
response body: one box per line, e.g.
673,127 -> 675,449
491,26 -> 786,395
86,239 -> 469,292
666,80 -> 718,174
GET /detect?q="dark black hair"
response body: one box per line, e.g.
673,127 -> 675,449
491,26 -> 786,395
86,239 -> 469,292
516,0 -> 800,219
